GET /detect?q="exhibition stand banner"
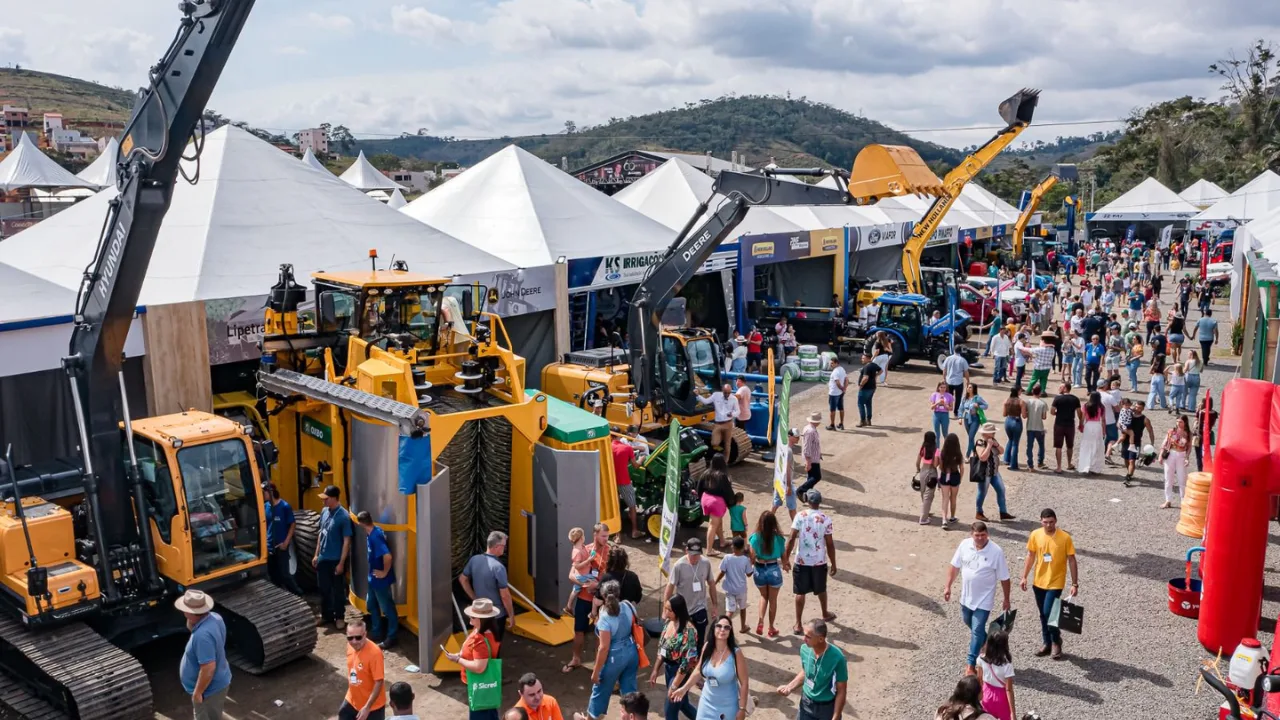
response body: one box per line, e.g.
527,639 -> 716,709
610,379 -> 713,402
569,249 -> 737,291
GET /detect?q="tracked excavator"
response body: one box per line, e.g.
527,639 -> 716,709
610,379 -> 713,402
0,2 -> 316,718
542,89 -> 1039,432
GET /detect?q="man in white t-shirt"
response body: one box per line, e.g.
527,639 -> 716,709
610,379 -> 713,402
1100,378 -> 1124,453
941,350 -> 970,419
785,490 -> 837,635
943,521 -> 1011,674
826,357 -> 848,430
989,326 -> 1012,384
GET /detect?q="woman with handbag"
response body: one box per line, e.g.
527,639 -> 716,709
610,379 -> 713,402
916,431 -> 941,525
444,598 -> 502,720
1160,415 -> 1192,509
587,581 -> 640,719
973,423 -> 1013,522
650,595 -> 698,720
672,615 -> 751,720
959,384 -> 989,456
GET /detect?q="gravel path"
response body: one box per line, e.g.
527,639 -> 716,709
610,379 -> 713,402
892,299 -> 1279,719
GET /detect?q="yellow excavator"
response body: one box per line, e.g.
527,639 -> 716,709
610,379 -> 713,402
1012,164 -> 1078,260
0,3 -> 317,719
541,89 -> 1039,453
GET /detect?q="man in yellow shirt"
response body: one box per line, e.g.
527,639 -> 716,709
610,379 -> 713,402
1020,508 -> 1078,660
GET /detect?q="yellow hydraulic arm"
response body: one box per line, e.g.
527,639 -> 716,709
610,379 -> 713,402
899,89 -> 1039,293
1012,164 -> 1078,258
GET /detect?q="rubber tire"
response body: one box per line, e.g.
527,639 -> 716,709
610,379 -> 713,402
646,512 -> 664,540
957,326 -> 971,343
932,346 -> 949,372
291,509 -> 320,592
888,335 -> 907,369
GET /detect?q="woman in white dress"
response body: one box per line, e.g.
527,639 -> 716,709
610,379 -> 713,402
1077,391 -> 1107,475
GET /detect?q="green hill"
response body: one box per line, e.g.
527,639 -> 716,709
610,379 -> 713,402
353,95 -> 964,170
0,68 -> 136,124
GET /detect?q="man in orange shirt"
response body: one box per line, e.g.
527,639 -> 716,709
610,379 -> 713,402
342,620 -> 386,720
514,673 -> 564,720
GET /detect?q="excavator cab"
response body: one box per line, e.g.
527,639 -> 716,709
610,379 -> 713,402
658,330 -> 724,419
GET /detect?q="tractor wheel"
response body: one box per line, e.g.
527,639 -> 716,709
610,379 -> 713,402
291,509 -> 320,592
645,506 -> 664,540
931,345 -> 949,372
888,335 -> 908,369
726,427 -> 753,465
957,325 -> 971,343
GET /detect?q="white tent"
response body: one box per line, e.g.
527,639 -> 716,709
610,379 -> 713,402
386,188 -> 408,210
1089,177 -> 1200,221
877,193 -> 987,230
301,147 -> 329,173
401,145 -> 675,267
959,184 -> 1020,226
338,150 -> 406,192
75,137 -> 119,189
1193,170 -> 1280,223
0,133 -> 100,192
0,126 -> 514,324
615,157 -> 716,231
1179,179 -> 1228,210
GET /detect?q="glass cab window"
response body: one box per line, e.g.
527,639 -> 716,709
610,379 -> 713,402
661,335 -> 690,401
685,337 -> 719,393
132,438 -> 178,543
176,439 -> 262,576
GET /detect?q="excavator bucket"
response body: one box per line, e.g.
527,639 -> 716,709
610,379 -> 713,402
998,88 -> 1040,127
847,144 -> 945,202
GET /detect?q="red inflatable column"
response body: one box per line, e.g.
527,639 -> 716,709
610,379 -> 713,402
1198,379 -> 1280,654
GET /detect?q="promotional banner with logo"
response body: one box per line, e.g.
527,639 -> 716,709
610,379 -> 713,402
657,418 -> 682,576
205,295 -> 269,365
568,250 -> 738,291
462,265 -> 559,317
772,373 -> 793,501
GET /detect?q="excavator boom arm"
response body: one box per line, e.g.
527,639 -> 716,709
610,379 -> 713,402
62,0 -> 256,585
1012,175 -> 1058,258
628,171 -> 849,411
899,89 -> 1039,293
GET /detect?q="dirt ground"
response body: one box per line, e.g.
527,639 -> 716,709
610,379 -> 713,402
143,366 -> 962,720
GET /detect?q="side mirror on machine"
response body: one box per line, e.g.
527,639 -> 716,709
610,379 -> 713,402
256,439 -> 279,467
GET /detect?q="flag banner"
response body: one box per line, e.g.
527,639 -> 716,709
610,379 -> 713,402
657,418 -> 682,576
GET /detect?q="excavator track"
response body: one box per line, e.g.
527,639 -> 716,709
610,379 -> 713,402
698,424 -> 754,465
217,579 -> 317,674
0,614 -> 152,720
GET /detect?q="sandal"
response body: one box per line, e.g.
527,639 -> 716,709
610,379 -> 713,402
822,612 -> 838,622
561,662 -> 582,674
793,626 -> 804,636
768,628 -> 780,638
755,622 -> 764,635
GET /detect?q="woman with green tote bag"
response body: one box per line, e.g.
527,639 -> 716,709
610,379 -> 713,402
445,598 -> 503,720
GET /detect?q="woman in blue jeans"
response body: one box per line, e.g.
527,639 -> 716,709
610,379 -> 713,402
930,381 -> 954,439
587,581 -> 639,720
973,423 -> 1014,520
959,383 -> 988,455
1002,387 -> 1025,470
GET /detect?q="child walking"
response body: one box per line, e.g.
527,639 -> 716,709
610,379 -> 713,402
977,630 -> 1016,720
729,492 -> 748,540
561,527 -> 597,615
716,537 -> 754,633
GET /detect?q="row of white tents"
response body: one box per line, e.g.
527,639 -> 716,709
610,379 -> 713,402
0,125 -> 1025,377
1090,170 -> 1280,224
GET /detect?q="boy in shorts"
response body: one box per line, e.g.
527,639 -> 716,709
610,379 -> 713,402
729,492 -> 748,540
716,537 -> 754,633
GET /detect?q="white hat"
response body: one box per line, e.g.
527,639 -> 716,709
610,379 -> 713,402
464,598 -> 502,619
174,589 -> 214,615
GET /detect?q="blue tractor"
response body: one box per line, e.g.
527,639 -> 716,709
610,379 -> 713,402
870,293 -> 980,370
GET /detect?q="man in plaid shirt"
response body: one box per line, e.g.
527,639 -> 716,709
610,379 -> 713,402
1024,332 -> 1057,395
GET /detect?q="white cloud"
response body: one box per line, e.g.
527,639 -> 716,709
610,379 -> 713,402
274,45 -> 308,56
306,13 -> 353,31
0,27 -> 29,66
389,5 -> 461,41
482,0 -> 656,52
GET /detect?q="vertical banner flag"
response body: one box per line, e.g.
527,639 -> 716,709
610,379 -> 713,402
657,418 -> 683,576
1200,238 -> 1209,281
772,373 -> 793,502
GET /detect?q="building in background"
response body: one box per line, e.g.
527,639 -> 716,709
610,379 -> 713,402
297,127 -> 328,155
2,106 -> 30,129
386,170 -> 435,193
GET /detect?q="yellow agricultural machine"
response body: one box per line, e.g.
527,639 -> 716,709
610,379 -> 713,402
253,262 -> 620,670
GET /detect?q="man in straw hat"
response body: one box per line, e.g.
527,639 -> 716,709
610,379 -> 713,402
795,412 -> 824,502
176,589 -> 231,720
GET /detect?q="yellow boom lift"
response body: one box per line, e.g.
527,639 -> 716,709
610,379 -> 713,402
1012,164 -> 1078,260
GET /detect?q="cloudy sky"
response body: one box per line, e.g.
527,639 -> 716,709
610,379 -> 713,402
3,0 -> 1280,149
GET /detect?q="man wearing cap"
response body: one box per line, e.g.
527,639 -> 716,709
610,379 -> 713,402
177,590 -> 232,720
357,511 -> 398,649
314,485 -> 354,630
795,412 -> 824,502
664,537 -> 717,648
785,490 -> 837,636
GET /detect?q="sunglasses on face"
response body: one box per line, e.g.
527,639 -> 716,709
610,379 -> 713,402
347,634 -> 365,642
714,624 -> 732,630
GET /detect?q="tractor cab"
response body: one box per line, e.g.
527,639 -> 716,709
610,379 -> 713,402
870,293 -> 976,369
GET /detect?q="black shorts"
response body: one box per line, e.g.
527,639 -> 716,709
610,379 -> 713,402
793,564 -> 828,595
1053,424 -> 1075,449
573,596 -> 593,633
747,352 -> 762,365
1121,438 -> 1138,461
939,470 -> 962,487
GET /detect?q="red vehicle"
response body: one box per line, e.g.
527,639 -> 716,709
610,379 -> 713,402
957,284 -> 1021,326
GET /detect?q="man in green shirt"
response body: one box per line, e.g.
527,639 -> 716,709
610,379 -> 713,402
776,618 -> 848,720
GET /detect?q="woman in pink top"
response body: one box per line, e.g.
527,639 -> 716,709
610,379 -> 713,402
930,382 -> 955,440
